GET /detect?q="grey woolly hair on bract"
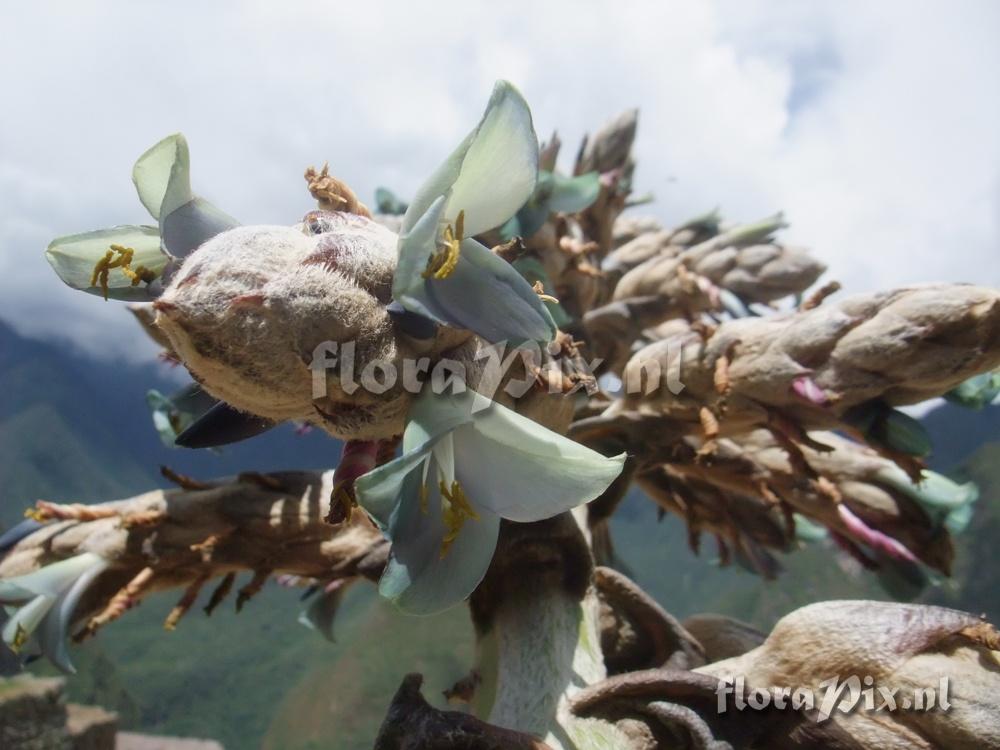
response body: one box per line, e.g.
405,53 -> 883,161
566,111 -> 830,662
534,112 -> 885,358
153,220 -> 411,440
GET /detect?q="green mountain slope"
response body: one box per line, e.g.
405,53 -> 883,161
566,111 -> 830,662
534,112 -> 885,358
0,402 -> 150,513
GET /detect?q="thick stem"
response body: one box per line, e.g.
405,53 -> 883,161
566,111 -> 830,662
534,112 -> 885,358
481,585 -> 630,750
470,511 -> 631,749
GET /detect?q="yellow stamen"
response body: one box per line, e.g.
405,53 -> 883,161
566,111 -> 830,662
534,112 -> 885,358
330,482 -> 356,524
531,280 -> 559,304
23,507 -> 48,522
439,479 -> 479,559
10,623 -> 29,654
422,210 -> 465,280
419,482 -> 429,514
90,244 -> 158,300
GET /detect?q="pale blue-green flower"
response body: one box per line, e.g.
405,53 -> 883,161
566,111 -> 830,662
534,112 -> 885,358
498,169 -> 601,241
297,580 -> 350,642
945,371 -> 1000,410
792,514 -> 829,543
0,553 -> 109,673
146,384 -> 219,448
46,134 -> 237,301
375,187 -> 408,216
355,389 -> 625,614
393,81 -> 557,345
876,467 -> 979,535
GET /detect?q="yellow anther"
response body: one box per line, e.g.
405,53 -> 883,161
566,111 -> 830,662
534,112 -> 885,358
419,482 -> 429,514
439,479 -> 479,559
422,210 -> 465,280
23,507 -> 48,522
10,623 -> 29,654
90,244 -> 158,300
532,280 -> 559,304
329,482 -> 356,525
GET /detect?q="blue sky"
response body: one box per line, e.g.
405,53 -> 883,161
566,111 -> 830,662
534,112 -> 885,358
1,0 -> 997,361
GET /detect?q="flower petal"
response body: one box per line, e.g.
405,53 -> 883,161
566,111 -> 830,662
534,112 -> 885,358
37,556 -> 108,674
2,595 -> 54,651
0,611 -> 22,675
173,400 -> 276,449
403,237 -> 557,344
160,197 -> 239,259
446,81 -> 538,236
379,467 -> 500,615
876,467 -> 979,535
453,401 -> 626,522
132,133 -> 239,257
394,195 -> 448,305
146,384 -> 220,448
0,581 -> 35,605
355,442 -> 435,529
45,225 -> 168,300
793,514 -> 829,542
0,520 -> 46,559
945,372 -> 1000,409
0,553 -> 105,600
132,133 -> 191,220
297,581 -> 349,643
404,389 -> 483,450
509,202 -> 551,240
402,80 -> 538,237
547,171 -> 601,213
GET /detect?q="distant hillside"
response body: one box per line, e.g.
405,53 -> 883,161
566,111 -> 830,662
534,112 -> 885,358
921,399 -> 1000,469
922,440 -> 1000,623
0,319 -> 343,526
3,318 -> 999,749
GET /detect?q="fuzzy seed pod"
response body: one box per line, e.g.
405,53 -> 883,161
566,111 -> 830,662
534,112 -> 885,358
153,214 -> 414,440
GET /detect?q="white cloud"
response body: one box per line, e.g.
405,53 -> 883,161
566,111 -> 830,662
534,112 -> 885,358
0,0 -> 997,360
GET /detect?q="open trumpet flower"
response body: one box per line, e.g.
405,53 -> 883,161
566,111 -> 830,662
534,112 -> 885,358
46,133 -> 237,301
0,552 -> 108,673
355,388 -> 625,614
394,81 -> 557,345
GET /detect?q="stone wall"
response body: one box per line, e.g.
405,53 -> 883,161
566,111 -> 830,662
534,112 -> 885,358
0,676 -> 222,750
